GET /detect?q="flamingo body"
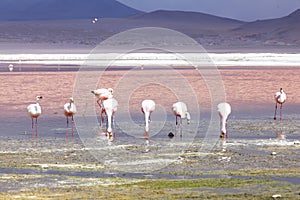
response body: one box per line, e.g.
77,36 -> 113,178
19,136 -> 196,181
64,98 -> 77,117
27,96 -> 43,136
274,88 -> 287,120
141,100 -> 155,134
91,88 -> 114,125
27,104 -> 42,118
102,97 -> 118,135
64,98 -> 77,137
91,88 -> 113,101
217,102 -> 231,138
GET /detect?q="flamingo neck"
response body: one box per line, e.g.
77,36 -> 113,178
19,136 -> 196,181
221,117 -> 227,134
145,111 -> 150,132
106,112 -> 112,133
186,111 -> 191,123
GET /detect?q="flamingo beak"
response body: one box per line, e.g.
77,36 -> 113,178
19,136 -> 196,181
187,119 -> 191,124
143,131 -> 149,137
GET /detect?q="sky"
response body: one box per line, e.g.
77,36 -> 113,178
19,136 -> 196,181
117,0 -> 300,22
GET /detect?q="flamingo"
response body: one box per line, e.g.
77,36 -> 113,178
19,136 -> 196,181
8,64 -> 14,72
64,97 -> 77,137
217,102 -> 231,139
141,100 -> 155,138
172,102 -> 191,137
91,88 -> 113,125
102,97 -> 118,139
27,96 -> 43,137
274,88 -> 287,120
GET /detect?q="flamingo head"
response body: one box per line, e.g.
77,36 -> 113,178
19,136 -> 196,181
108,88 -> 114,95
69,97 -> 74,103
186,112 -> 191,124
143,131 -> 149,138
220,132 -> 225,138
280,88 -> 283,93
220,129 -> 229,139
36,96 -> 43,101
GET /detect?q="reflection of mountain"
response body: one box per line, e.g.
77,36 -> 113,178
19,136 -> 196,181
0,0 -> 142,20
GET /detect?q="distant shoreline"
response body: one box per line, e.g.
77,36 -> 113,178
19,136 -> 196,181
0,42 -> 299,54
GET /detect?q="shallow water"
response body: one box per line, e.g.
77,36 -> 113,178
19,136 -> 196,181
0,67 -> 300,196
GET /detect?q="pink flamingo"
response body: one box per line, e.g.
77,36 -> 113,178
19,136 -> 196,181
64,97 -> 77,137
27,96 -> 43,137
217,102 -> 231,139
172,102 -> 191,137
102,97 -> 118,139
141,100 -> 156,138
274,88 -> 287,120
91,88 -> 113,125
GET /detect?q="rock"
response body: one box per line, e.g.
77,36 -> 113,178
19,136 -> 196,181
272,194 -> 281,198
168,132 -> 175,138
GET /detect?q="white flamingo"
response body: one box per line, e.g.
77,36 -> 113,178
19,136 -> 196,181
141,100 -> 155,137
102,97 -> 118,139
64,97 -> 77,137
172,102 -> 191,137
27,96 -> 43,136
8,64 -> 14,72
274,88 -> 287,120
217,102 -> 231,139
91,88 -> 113,125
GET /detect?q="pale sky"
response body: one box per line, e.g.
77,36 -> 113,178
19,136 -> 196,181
117,0 -> 300,21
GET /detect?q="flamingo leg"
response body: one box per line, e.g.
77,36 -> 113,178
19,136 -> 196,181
35,118 -> 38,137
97,99 -> 102,108
72,115 -> 74,138
97,100 -> 103,126
280,104 -> 283,121
219,117 -> 222,138
226,120 -> 228,139
174,116 -> 177,136
66,116 -> 69,138
31,118 -> 34,137
180,118 -> 183,138
112,115 -> 116,139
101,109 -> 105,126
274,102 -> 278,120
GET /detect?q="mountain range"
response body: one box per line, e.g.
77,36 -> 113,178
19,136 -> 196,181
0,0 -> 299,51
0,0 -> 142,20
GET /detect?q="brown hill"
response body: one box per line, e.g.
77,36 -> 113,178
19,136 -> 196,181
0,9 -> 300,52
231,9 -> 300,46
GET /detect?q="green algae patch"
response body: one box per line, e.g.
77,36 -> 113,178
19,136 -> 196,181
227,168 -> 300,177
1,177 -> 299,200
125,178 -> 273,189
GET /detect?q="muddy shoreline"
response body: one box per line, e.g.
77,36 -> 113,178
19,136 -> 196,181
0,117 -> 299,199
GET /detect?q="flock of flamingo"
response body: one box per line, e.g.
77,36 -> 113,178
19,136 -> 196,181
27,87 -> 287,140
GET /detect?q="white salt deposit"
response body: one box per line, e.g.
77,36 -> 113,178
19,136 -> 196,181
1,53 -> 300,66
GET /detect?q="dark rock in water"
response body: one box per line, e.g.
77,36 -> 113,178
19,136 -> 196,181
168,132 -> 174,138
